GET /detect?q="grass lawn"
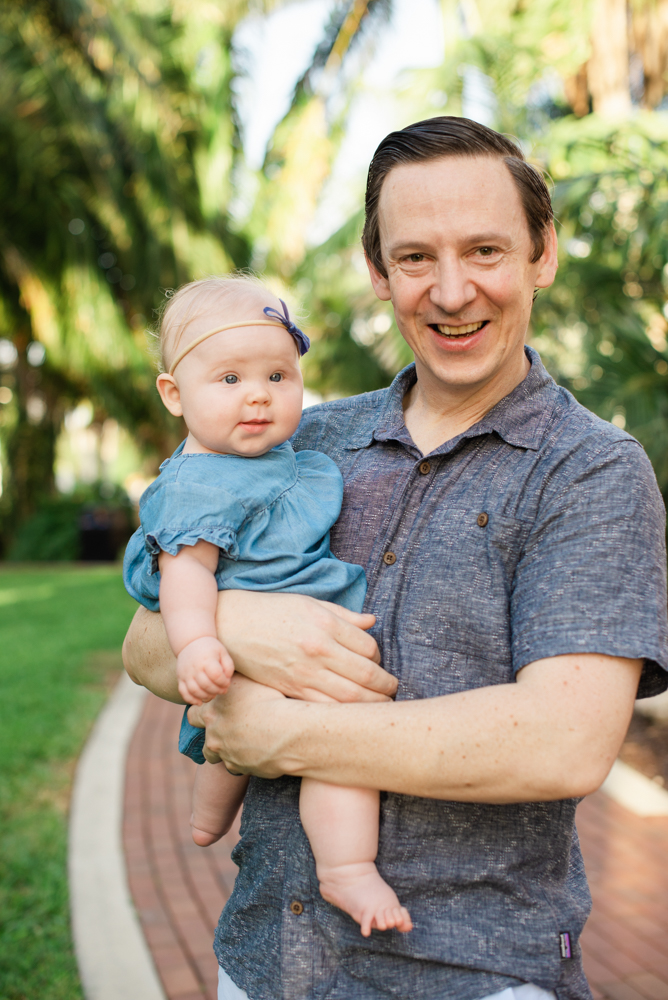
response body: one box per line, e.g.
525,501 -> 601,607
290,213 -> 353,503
0,565 -> 136,1000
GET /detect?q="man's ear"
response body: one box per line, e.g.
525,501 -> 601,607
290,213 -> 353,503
156,373 -> 183,417
365,255 -> 392,302
534,223 -> 559,290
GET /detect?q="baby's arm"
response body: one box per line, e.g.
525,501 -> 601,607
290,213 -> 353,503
158,540 -> 234,705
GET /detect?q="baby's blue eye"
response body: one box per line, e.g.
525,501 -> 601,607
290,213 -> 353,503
269,373 -> 283,382
224,374 -> 238,384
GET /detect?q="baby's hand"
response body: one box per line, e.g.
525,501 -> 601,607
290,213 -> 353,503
176,636 -> 235,706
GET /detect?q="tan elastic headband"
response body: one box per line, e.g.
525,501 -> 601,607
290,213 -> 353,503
168,320 -> 287,375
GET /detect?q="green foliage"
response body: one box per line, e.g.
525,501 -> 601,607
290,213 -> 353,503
8,497 -> 82,562
0,0 -> 255,544
7,482 -> 133,561
408,0 -> 592,133
0,0 -> 396,550
249,0 -> 393,275
531,114 -> 668,494
11,0 -> 668,538
0,566 -> 135,998
297,213 -> 412,398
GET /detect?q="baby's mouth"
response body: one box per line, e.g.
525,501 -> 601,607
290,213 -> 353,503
239,419 -> 271,431
429,320 -> 488,338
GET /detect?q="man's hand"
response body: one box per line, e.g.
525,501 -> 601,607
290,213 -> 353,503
215,591 -> 395,703
176,635 -> 235,705
188,674 -> 288,773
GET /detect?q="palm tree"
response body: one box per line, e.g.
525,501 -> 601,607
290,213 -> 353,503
530,117 -> 668,493
0,0 -> 259,544
0,0 -> 399,550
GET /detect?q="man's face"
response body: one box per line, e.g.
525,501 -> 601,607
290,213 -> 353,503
367,156 -> 557,393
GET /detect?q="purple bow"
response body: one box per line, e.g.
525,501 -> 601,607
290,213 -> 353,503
263,300 -> 310,356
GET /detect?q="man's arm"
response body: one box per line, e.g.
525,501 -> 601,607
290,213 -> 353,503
122,590 -> 398,704
123,605 -> 183,702
192,652 -> 643,802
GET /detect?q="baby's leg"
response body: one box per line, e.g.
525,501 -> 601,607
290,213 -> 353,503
191,762 -> 249,847
299,778 -> 412,937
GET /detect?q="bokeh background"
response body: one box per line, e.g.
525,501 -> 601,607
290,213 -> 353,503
4,0 -> 668,561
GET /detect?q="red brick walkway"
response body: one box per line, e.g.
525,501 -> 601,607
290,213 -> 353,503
124,694 -> 668,1000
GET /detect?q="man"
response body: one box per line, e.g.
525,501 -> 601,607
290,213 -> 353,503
124,117 -> 668,1000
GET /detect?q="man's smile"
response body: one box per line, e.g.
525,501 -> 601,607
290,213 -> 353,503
429,320 -> 489,338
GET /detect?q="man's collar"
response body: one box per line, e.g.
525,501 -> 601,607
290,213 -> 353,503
346,346 -> 555,455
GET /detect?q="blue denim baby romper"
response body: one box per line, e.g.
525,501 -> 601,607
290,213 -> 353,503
123,439 -> 367,760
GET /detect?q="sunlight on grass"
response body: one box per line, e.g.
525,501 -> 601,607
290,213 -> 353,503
0,584 -> 56,606
0,566 -> 136,999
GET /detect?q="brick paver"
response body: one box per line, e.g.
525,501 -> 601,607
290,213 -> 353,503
123,693 -> 668,1000
124,692 -> 238,1000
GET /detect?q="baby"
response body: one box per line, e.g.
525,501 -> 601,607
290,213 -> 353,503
123,275 -> 412,938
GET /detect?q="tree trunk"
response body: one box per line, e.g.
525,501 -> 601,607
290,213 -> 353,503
2,343 -> 59,538
564,63 -> 591,116
588,0 -> 632,115
632,0 -> 668,107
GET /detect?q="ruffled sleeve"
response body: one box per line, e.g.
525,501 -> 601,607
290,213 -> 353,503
139,480 -> 246,576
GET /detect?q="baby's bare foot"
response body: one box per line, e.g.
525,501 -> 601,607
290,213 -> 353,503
317,861 -> 412,937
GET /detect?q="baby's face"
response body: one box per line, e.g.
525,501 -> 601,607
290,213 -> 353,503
170,310 -> 304,457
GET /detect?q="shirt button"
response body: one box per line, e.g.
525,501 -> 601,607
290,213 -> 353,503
290,900 -> 304,915
477,512 -> 489,527
419,461 -> 431,475
383,551 -> 397,565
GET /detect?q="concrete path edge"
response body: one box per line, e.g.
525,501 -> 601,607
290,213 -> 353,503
69,672 -> 167,1000
600,757 -> 668,816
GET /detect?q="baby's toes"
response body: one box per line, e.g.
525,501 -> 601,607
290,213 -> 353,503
386,907 -> 405,930
373,909 -> 394,932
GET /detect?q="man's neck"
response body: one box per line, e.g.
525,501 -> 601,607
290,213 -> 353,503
403,350 -> 531,456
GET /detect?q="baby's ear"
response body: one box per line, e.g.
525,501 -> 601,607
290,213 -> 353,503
156,373 -> 183,417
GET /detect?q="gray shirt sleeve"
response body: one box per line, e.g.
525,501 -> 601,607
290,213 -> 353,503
511,439 -> 668,697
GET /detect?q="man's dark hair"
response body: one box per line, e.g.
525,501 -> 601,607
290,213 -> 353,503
362,116 -> 554,278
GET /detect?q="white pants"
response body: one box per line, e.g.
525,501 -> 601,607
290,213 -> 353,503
217,965 -> 557,1000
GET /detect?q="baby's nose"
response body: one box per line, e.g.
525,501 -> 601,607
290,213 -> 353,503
245,382 -> 271,403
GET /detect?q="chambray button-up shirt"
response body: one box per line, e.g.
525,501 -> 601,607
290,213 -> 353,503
215,348 -> 668,1000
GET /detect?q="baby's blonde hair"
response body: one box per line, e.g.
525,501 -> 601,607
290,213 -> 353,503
157,274 -> 278,372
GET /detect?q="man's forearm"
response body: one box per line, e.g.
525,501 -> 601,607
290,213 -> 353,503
199,653 -> 642,802
122,606 -> 183,703
122,590 -> 394,705
268,688 -> 580,802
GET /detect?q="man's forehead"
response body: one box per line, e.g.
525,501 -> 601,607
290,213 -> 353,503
381,155 -> 517,204
377,155 -> 526,240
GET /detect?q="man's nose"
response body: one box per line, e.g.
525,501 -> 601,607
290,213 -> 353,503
429,259 -> 477,315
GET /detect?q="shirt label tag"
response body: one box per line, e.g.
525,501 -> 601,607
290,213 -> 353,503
559,931 -> 572,960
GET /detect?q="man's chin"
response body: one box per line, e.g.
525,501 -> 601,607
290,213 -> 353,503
416,352 -> 498,384
416,350 -> 530,398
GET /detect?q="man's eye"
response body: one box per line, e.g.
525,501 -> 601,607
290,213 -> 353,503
408,254 -> 425,262
269,372 -> 283,382
478,247 -> 496,257
224,374 -> 238,384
